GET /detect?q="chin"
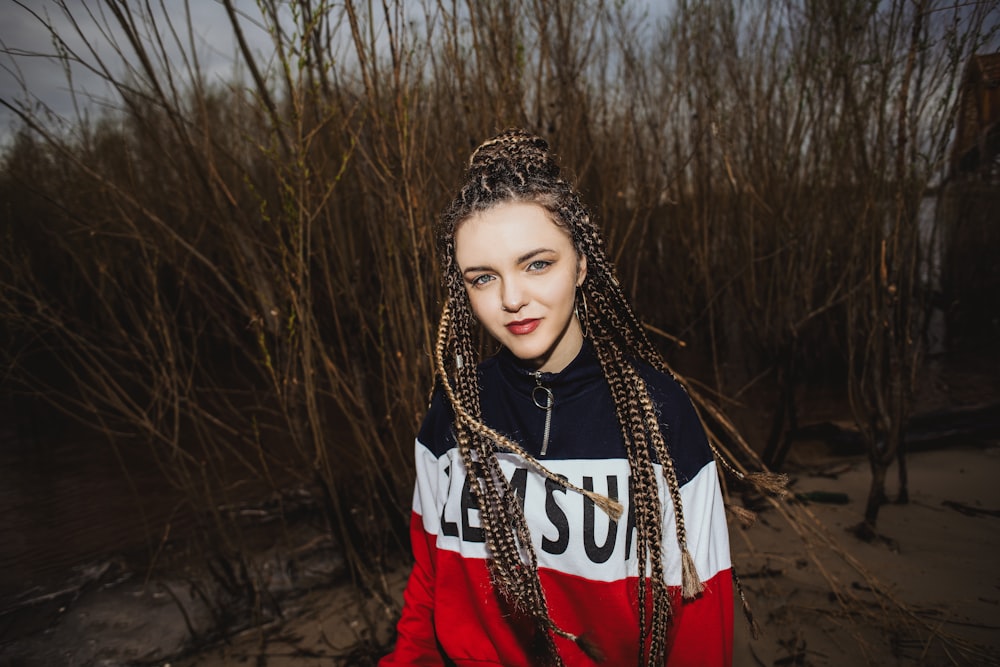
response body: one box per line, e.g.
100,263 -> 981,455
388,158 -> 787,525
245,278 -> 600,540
511,345 -> 555,367
507,346 -> 543,362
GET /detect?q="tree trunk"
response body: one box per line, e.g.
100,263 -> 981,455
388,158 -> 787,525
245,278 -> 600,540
895,421 -> 909,504
857,452 -> 888,541
762,350 -> 798,470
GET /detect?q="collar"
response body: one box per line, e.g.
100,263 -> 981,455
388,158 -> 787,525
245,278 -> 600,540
491,338 -> 605,402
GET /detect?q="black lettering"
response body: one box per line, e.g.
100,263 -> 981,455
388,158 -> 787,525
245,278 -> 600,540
461,475 -> 485,543
440,464 -> 459,537
542,477 -> 570,554
583,475 -> 619,563
508,468 -> 528,510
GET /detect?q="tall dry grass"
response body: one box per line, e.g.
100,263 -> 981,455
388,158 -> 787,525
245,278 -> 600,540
1,0 -> 997,647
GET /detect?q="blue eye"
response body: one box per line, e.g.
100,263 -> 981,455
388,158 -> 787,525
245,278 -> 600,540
470,274 -> 494,287
527,260 -> 551,271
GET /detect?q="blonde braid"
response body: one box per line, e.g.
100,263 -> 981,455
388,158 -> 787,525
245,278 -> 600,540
587,293 -> 674,665
439,302 -> 562,662
435,298 -> 607,664
436,307 -> 623,519
575,196 -> 703,658
591,340 -> 664,663
576,227 -> 705,598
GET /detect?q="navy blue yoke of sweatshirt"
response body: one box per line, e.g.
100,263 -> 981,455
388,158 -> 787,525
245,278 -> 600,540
418,340 -> 713,486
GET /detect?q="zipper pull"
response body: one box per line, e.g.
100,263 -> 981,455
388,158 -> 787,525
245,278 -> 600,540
531,372 -> 554,456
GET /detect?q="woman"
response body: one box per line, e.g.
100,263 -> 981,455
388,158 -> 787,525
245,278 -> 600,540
380,129 -> 733,666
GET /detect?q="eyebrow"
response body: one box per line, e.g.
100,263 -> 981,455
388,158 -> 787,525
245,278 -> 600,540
461,247 -> 555,276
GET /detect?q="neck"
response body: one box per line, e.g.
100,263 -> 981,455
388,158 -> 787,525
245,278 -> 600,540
534,320 -> 584,374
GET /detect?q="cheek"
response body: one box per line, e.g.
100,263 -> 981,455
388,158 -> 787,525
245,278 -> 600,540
545,274 -> 578,309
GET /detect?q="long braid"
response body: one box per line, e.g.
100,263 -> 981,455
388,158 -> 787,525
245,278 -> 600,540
566,178 -> 705,659
591,337 -> 669,665
575,218 -> 706,596
436,295 -> 607,663
435,129 -> 701,665
585,278 -> 682,664
437,298 -> 558,660
436,305 -> 623,519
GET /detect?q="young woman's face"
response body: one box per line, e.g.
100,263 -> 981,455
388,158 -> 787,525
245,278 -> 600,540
455,201 -> 586,373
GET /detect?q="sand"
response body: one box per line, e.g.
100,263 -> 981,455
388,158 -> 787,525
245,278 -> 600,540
730,443 -> 1000,666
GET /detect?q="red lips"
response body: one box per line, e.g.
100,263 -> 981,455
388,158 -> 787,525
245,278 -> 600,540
505,319 -> 541,335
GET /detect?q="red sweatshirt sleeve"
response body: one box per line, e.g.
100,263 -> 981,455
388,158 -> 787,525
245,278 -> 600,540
378,507 -> 443,666
666,566 -> 734,666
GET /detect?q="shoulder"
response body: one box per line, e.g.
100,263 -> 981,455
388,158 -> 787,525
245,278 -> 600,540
634,360 -> 690,408
416,382 -> 458,458
631,358 -> 697,426
416,358 -> 504,458
633,360 -> 715,485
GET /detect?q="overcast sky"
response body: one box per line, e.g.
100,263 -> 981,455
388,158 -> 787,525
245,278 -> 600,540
4,1 -> 994,152
0,0 -> 280,145
2,0 -> 659,147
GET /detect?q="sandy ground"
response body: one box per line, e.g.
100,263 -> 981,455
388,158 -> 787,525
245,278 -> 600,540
3,435 -> 997,666
729,442 -> 1000,666
152,441 -> 1000,667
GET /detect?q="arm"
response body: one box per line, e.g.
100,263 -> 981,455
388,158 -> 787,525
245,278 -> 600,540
379,499 -> 444,666
665,454 -> 734,667
657,374 -> 735,667
380,403 -> 451,666
666,562 -> 734,666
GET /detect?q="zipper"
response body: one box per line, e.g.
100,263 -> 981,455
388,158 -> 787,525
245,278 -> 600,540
530,372 -> 554,456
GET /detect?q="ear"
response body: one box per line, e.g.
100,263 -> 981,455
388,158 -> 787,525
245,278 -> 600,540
576,254 -> 587,287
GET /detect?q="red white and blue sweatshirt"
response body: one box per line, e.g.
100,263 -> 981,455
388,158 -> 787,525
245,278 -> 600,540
380,342 -> 733,666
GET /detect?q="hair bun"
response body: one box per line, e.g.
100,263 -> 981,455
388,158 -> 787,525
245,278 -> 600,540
468,128 -> 561,181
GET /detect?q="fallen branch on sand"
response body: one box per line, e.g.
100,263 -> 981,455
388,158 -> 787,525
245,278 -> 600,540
941,500 -> 1000,518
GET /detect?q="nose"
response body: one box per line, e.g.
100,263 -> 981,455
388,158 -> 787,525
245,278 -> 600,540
500,278 -> 525,313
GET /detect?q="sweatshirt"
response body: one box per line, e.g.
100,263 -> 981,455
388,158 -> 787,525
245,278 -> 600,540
380,341 -> 733,666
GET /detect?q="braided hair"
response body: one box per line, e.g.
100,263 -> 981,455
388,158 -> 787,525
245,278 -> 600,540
435,129 -> 704,666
